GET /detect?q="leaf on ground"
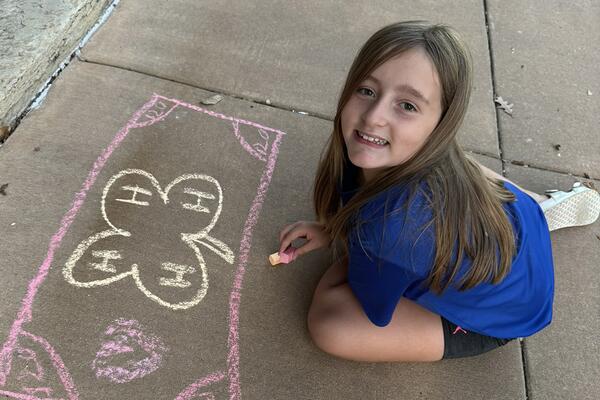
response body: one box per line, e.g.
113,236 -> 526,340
583,181 -> 597,191
200,94 -> 224,105
494,96 -> 513,115
0,183 -> 8,196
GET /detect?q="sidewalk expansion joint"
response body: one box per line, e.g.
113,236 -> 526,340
519,338 -> 532,400
465,149 -> 598,181
503,158 -> 599,181
482,0 -> 507,181
79,59 -> 332,122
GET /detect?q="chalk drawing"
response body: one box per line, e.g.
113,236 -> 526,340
0,330 -> 77,399
253,128 -> 270,159
92,318 -> 168,383
174,371 -> 226,400
90,250 -> 121,273
22,386 -> 52,396
160,262 -> 196,288
0,94 -> 285,400
62,169 -> 234,310
15,347 -> 44,382
193,393 -> 216,400
115,184 -> 153,206
231,121 -> 276,163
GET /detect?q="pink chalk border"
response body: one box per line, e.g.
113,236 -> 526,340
0,94 -> 285,400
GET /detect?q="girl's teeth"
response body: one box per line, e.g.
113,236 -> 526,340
358,131 -> 387,145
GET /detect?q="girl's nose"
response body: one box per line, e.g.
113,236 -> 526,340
362,99 -> 388,127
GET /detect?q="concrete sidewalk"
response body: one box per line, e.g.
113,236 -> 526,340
1,1 -> 598,399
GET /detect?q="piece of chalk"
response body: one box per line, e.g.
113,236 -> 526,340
269,247 -> 296,266
279,249 -> 294,264
269,252 -> 281,265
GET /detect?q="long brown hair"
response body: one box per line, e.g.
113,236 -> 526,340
313,21 -> 516,293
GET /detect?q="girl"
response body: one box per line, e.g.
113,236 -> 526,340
278,21 -> 600,361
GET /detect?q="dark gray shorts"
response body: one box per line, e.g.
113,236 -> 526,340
441,317 -> 514,359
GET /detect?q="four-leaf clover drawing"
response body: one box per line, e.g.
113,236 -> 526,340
63,169 -> 235,310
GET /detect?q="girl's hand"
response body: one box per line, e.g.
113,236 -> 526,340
278,221 -> 330,261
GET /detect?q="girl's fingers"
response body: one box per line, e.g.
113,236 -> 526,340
279,224 -> 328,260
292,239 -> 321,258
278,221 -> 301,243
279,223 -> 313,254
277,221 -> 327,260
279,226 -> 305,254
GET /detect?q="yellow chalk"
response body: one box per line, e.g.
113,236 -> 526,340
269,252 -> 282,266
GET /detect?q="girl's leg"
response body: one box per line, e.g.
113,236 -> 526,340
475,161 -> 549,203
475,159 -> 600,231
307,257 -> 444,362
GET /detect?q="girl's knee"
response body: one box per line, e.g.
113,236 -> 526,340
307,303 -> 349,357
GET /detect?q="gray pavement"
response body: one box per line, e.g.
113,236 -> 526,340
488,0 -> 600,178
1,1 -> 598,399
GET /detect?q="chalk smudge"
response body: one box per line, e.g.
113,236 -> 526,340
92,318 -> 168,383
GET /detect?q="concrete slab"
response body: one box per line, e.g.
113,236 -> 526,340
469,151 -> 503,173
81,0 -> 499,156
0,61 -> 526,398
487,1 -> 600,178
0,0 -> 112,128
504,164 -> 600,400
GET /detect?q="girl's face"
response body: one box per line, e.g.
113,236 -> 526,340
341,47 -> 443,183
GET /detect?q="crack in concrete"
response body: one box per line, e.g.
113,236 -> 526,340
83,60 -> 597,181
484,0 -> 529,398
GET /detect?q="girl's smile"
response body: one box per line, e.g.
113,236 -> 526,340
341,47 -> 443,183
354,129 -> 389,147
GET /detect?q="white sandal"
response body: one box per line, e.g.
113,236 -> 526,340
540,182 -> 600,231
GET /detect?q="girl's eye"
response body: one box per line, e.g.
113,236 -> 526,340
398,102 -> 417,112
356,87 -> 375,97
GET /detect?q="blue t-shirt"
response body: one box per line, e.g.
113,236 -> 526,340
341,165 -> 554,339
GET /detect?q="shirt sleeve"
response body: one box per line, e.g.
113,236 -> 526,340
346,213 -> 421,327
